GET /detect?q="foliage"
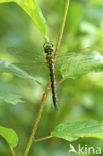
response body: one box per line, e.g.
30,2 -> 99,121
0,0 -> 48,40
60,48 -> 103,79
51,120 -> 103,141
0,0 -> 103,155
0,91 -> 22,104
0,60 -> 38,81
0,126 -> 18,148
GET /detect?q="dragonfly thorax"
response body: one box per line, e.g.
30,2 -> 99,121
44,42 -> 54,53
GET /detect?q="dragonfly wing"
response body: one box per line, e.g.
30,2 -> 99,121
6,47 -> 103,80
55,47 -> 96,62
12,62 -> 50,80
7,47 -> 46,63
55,47 -> 103,79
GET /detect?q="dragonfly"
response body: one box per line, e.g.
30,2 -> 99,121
5,43 -> 101,109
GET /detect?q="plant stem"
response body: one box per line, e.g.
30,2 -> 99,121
24,79 -> 51,156
55,0 -> 70,56
24,0 -> 71,155
56,78 -> 66,87
9,145 -> 16,156
33,135 -> 53,142
48,78 -> 66,92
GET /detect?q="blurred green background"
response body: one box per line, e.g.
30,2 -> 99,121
0,0 -> 103,155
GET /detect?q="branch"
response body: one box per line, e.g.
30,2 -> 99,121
9,145 -> 16,156
24,79 -> 51,156
56,78 -> 66,87
55,0 -> 71,55
24,0 -> 71,155
33,135 -> 53,142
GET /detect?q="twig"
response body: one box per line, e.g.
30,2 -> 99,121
56,78 -> 66,87
24,79 -> 51,156
9,145 -> 16,156
24,0 -> 71,155
48,78 -> 66,92
33,135 -> 53,142
55,0 -> 71,56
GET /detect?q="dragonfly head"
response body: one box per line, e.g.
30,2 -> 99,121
44,42 -> 54,53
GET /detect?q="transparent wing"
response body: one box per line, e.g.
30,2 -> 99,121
55,47 -> 96,62
7,47 -> 95,62
55,47 -> 103,79
7,46 -> 102,79
7,47 -> 46,63
55,47 -> 102,64
6,47 -> 51,79
11,62 -> 50,79
7,47 -> 97,64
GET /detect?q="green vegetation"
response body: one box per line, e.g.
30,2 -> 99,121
0,0 -> 103,155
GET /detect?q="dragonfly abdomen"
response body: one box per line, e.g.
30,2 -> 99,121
46,53 -> 58,109
49,63 -> 58,110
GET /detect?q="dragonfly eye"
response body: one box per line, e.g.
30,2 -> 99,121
44,42 -> 54,53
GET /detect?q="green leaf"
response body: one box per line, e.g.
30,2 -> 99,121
60,48 -> 103,79
0,126 -> 18,148
0,0 -> 48,40
51,120 -> 103,142
0,60 -> 40,84
0,91 -> 22,104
